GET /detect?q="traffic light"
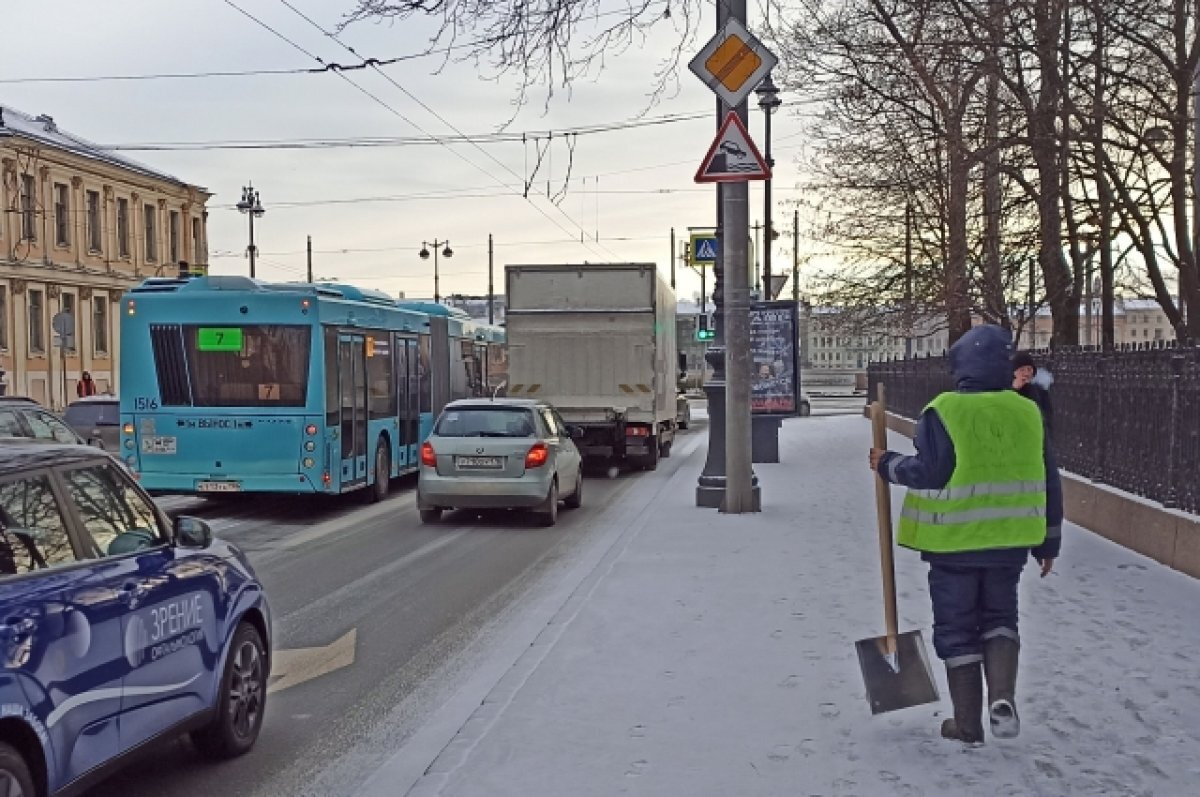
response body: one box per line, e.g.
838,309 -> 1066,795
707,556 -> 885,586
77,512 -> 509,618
695,315 -> 715,341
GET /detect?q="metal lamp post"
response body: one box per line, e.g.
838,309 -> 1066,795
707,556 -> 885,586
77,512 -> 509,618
756,74 -> 782,297
419,240 -> 453,303
236,184 -> 265,279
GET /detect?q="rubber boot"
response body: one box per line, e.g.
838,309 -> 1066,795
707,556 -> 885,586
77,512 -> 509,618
983,636 -> 1021,739
940,661 -> 985,745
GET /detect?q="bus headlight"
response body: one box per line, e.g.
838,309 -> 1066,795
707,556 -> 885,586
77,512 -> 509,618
303,457 -> 315,468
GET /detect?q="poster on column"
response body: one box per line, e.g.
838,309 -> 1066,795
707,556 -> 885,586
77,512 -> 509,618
750,301 -> 800,416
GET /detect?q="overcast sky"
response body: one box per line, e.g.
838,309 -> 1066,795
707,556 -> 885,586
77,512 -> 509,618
0,0 -> 812,305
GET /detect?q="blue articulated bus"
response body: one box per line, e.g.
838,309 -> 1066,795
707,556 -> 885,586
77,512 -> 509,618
118,275 -> 506,498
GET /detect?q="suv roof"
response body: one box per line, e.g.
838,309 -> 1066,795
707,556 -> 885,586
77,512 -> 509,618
444,398 -> 541,410
68,396 -> 118,405
0,441 -> 105,476
0,396 -> 39,405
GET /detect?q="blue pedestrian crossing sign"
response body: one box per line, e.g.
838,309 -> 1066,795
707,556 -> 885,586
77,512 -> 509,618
690,232 -> 718,266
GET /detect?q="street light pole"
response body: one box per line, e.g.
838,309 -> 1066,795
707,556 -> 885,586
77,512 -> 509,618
419,239 -> 454,303
756,74 -> 781,298
236,184 -> 265,279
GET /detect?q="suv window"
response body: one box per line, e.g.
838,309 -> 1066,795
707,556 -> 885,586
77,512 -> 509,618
0,409 -> 25,438
0,474 -> 77,576
65,401 -> 120,428
25,411 -> 80,444
61,463 -> 163,557
435,407 -> 535,438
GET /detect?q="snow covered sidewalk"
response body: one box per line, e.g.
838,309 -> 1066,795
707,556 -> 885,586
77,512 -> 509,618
388,415 -> 1200,796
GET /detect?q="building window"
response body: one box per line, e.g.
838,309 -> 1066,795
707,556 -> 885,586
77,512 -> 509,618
0,286 -> 7,351
29,289 -> 45,354
93,295 -> 109,355
19,174 -> 36,241
192,217 -> 204,264
54,183 -> 70,246
169,210 -> 180,264
117,198 -> 130,258
1155,328 -> 1163,340
86,190 -> 102,252
144,204 -> 157,262
60,292 -> 76,351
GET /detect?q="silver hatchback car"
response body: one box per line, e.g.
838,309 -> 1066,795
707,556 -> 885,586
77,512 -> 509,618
417,399 -> 584,526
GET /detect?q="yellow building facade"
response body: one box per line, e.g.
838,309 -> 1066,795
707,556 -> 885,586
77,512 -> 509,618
0,105 -> 209,407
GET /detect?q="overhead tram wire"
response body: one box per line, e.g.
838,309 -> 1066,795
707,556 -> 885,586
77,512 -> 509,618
275,0 -> 619,258
222,0 -> 607,259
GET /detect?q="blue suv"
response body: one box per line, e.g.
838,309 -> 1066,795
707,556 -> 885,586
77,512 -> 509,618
0,442 -> 271,796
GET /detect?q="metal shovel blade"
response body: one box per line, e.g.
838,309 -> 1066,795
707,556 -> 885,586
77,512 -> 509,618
854,630 -> 940,715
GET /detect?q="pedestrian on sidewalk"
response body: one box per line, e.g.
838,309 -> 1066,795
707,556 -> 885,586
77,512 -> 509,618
1012,351 -> 1054,435
76,371 -> 97,398
868,324 -> 1062,745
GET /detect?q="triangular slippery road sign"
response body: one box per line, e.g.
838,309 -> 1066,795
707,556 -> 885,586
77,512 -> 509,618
695,112 -> 772,183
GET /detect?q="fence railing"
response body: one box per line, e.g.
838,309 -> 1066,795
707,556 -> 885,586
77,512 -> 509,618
868,343 -> 1200,515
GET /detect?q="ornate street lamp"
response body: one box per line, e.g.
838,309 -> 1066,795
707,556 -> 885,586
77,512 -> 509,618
419,240 -> 454,302
236,184 -> 265,278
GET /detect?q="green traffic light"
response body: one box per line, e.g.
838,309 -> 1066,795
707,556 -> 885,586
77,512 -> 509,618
696,328 -> 715,341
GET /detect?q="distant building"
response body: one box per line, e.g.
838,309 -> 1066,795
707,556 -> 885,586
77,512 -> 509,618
1,104 -> 210,405
1015,298 -> 1177,349
441,294 -> 506,326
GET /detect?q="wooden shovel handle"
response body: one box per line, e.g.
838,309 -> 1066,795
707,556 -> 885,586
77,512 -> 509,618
871,385 -> 900,650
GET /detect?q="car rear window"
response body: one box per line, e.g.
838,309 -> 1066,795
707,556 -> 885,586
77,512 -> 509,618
435,407 -> 536,438
65,402 -> 119,428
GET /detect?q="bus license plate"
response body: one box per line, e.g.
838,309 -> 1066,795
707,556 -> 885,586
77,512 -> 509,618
196,481 -> 242,493
456,456 -> 502,469
142,436 -> 176,454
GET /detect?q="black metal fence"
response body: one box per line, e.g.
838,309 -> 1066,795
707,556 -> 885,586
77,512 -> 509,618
868,343 -> 1200,515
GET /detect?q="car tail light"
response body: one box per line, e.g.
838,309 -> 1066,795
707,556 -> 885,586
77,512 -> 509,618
626,426 -> 650,437
525,442 -> 549,468
420,442 -> 438,467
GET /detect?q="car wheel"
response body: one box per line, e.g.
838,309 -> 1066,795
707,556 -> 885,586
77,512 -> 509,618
539,481 -> 559,526
193,622 -> 266,760
419,508 -> 443,523
0,743 -> 35,797
564,473 -> 583,509
799,401 -> 812,417
366,439 -> 390,503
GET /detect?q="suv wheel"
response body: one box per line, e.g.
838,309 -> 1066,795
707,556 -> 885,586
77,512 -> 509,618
193,622 -> 267,759
0,743 -> 34,797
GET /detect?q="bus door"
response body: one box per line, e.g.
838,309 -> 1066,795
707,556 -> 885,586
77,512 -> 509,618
395,335 -> 420,465
338,333 -> 369,487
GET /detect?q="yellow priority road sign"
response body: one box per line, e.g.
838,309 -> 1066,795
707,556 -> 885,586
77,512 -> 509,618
688,19 -> 779,108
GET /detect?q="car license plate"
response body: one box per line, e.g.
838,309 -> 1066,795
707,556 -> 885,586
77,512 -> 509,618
455,456 -> 503,469
142,436 -> 177,454
196,481 -> 242,493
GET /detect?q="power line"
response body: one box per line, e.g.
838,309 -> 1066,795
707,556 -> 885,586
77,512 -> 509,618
95,111 -> 710,152
274,0 -> 619,258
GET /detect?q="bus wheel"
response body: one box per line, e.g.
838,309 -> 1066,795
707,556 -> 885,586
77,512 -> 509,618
367,440 -> 390,503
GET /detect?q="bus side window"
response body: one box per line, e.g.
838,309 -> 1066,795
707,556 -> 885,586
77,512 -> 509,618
417,336 -> 431,415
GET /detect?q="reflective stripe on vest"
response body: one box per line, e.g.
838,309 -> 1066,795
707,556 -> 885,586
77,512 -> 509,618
897,391 -> 1048,554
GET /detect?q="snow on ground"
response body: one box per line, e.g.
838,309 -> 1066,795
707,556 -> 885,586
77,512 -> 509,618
384,414 -> 1200,797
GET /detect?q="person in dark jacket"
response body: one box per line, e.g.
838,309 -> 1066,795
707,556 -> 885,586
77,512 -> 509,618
1012,351 -> 1053,434
869,325 -> 1062,745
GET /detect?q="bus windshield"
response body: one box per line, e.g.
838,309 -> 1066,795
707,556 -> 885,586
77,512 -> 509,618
176,324 -> 311,407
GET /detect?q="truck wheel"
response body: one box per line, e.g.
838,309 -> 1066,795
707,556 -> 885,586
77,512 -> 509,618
639,439 -> 659,471
660,438 -> 672,459
419,508 -> 443,523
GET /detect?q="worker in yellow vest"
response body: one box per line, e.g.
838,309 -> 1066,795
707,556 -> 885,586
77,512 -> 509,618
870,324 -> 1062,744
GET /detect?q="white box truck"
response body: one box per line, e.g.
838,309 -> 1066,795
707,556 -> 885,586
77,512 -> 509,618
505,263 -> 678,470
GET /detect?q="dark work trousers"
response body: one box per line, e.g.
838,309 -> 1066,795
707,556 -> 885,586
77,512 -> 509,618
927,563 -> 1023,667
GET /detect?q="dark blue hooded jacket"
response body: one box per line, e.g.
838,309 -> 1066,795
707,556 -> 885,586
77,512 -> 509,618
876,325 -> 1063,567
